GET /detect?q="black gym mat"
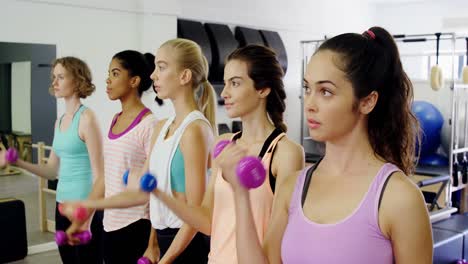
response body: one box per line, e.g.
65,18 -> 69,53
0,198 -> 28,263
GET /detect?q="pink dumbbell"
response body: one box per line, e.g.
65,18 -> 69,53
213,140 -> 266,189
55,230 -> 92,246
137,256 -> 152,264
58,203 -> 88,221
5,148 -> 18,163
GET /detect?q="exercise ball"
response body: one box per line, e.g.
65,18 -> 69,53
412,101 -> 444,156
418,153 -> 449,167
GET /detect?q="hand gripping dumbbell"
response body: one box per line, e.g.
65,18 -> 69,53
122,170 -> 158,192
58,203 -> 88,222
55,230 -> 92,246
5,148 -> 18,163
213,140 -> 266,189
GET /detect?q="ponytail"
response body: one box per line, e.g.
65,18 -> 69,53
198,79 -> 218,135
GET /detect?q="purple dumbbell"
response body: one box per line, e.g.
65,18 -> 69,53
5,148 -> 18,164
55,230 -> 92,246
213,140 -> 266,189
137,256 -> 152,264
213,140 -> 230,158
456,260 -> 467,264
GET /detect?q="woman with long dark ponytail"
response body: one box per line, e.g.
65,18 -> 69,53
219,27 -> 432,264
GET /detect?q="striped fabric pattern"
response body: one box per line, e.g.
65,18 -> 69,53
103,114 -> 156,232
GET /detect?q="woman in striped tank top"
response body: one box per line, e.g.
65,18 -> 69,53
64,50 -> 157,263
0,57 -> 104,264
149,45 -> 305,264
66,39 -> 218,264
220,27 -> 433,264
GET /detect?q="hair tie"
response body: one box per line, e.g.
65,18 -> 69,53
364,30 -> 376,40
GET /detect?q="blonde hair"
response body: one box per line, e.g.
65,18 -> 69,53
162,38 -> 217,134
49,57 -> 95,98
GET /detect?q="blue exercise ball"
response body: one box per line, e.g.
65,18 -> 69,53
418,153 -> 449,167
412,101 -> 444,156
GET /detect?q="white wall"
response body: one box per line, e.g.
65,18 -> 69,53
1,0 -> 177,132
11,61 -> 31,134
372,0 -> 468,34
179,0 -> 373,142
372,0 -> 468,115
372,0 -> 468,63
372,0 -> 468,90
3,0 -> 376,143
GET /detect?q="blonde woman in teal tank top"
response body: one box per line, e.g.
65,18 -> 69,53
0,57 -> 104,264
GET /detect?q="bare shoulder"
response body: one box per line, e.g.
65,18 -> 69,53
276,136 -> 304,158
273,136 -> 305,174
140,111 -> 156,123
379,170 -> 431,246
380,171 -> 428,225
384,171 -> 425,207
79,108 -> 101,134
184,119 -> 213,135
181,120 -> 214,144
80,108 -> 98,125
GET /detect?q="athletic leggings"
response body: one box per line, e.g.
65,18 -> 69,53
157,228 -> 209,264
55,202 -> 103,264
103,219 -> 151,264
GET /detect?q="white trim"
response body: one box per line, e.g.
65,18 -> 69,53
28,242 -> 57,255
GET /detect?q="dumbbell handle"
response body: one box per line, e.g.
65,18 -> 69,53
213,140 -> 266,189
123,170 -> 158,193
122,170 -> 158,192
123,170 -> 129,185
213,140 -> 231,158
55,230 -> 92,246
137,256 -> 152,264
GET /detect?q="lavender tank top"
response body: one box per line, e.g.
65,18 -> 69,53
281,163 -> 399,263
